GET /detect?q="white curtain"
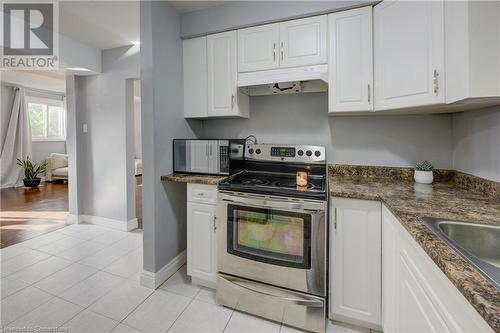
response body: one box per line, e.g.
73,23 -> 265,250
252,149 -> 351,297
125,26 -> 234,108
0,87 -> 32,188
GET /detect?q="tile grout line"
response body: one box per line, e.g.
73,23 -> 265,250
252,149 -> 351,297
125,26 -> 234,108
2,232 -> 142,328
2,225 -> 150,332
118,265 -> 188,332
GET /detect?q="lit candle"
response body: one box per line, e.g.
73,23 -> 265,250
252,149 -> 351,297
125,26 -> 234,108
296,171 -> 308,187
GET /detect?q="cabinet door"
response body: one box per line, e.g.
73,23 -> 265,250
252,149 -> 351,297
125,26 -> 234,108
238,23 -> 280,72
396,251 -> 449,333
328,7 -> 373,113
330,198 -> 381,327
207,31 -> 238,117
183,37 -> 208,118
374,1 -> 444,110
188,141 -> 209,173
279,15 -> 327,68
382,206 -> 398,333
207,140 -> 219,174
187,202 -> 216,284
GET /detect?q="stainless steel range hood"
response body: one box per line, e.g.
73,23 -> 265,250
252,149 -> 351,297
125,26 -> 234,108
237,65 -> 328,96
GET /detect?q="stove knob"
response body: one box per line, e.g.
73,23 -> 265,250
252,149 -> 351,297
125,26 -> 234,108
297,150 -> 304,156
315,150 -> 321,157
256,149 -> 261,154
306,150 -> 312,157
248,148 -> 254,154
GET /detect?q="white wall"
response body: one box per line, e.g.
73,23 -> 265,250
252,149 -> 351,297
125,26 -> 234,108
76,45 -> 140,223
180,1 -> 372,38
1,71 -> 65,92
203,93 -> 454,168
452,107 -> 500,181
32,141 -> 66,163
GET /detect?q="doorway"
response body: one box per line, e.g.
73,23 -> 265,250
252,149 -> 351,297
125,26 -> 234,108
132,79 -> 142,228
0,70 -> 69,247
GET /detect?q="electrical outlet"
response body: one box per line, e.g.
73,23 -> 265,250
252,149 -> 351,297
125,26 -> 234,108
83,123 -> 88,133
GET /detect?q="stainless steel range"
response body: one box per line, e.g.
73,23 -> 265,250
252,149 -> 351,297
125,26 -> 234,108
216,144 -> 327,333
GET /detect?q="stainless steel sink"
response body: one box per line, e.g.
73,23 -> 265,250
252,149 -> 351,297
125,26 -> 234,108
422,217 -> 500,290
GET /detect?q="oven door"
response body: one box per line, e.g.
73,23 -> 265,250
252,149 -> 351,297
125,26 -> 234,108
217,191 -> 326,296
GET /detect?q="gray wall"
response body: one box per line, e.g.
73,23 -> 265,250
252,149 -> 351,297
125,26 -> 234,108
452,107 -> 500,182
32,141 -> 66,164
141,1 -> 203,273
76,45 -> 140,223
180,1 -> 372,38
203,93 -> 454,168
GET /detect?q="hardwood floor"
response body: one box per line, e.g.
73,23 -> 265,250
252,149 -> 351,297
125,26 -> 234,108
0,182 -> 68,248
1,176 -> 144,248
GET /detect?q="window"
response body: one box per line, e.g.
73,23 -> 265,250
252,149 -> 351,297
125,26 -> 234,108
27,96 -> 66,141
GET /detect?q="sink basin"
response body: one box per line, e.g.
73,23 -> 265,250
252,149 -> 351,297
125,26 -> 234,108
422,217 -> 500,290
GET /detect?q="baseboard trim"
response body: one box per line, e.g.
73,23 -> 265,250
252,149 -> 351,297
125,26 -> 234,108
140,250 -> 187,289
73,215 -> 138,231
66,214 -> 79,225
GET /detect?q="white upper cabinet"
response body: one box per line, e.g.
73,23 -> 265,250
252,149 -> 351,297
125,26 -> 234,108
444,1 -> 500,104
279,15 -> 328,68
237,15 -> 327,72
207,31 -> 249,118
238,23 -> 280,72
328,7 -> 373,113
373,0 -> 500,112
374,0 -> 445,111
183,37 -> 208,118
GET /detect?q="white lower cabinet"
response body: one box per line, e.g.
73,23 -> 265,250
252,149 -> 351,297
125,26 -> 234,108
382,205 -> 493,333
330,198 -> 382,329
187,184 -> 217,288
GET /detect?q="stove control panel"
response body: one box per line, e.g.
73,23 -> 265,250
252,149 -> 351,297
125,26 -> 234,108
246,144 -> 326,164
270,147 -> 295,157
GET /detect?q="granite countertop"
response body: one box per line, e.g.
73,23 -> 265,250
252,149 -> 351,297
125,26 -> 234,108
329,168 -> 500,332
161,173 -> 228,185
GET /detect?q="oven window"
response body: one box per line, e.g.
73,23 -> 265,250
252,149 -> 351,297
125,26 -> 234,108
227,204 -> 311,269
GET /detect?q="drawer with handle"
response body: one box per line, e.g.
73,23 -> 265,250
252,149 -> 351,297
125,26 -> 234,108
187,183 -> 218,204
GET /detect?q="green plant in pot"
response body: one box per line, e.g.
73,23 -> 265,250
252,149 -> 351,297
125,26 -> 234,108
17,156 -> 48,188
414,160 -> 434,184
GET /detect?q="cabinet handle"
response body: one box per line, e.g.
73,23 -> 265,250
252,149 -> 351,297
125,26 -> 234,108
333,208 -> 337,230
273,43 -> 276,61
213,215 -> 217,232
231,94 -> 235,109
209,144 -> 212,156
433,69 -> 439,96
280,41 -> 284,61
367,84 -> 371,104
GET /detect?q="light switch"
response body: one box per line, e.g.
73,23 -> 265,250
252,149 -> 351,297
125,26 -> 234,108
83,123 -> 88,133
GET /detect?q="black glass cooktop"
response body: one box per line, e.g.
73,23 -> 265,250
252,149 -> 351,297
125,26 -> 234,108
219,171 -> 327,200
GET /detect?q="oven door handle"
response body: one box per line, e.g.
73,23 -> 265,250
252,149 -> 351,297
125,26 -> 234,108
220,196 -> 324,213
220,275 -> 324,307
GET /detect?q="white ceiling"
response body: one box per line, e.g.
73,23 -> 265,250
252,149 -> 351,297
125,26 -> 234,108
168,1 -> 226,13
60,1 -> 140,50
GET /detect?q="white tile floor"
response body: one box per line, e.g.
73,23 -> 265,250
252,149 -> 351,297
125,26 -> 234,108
0,223 -> 373,333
